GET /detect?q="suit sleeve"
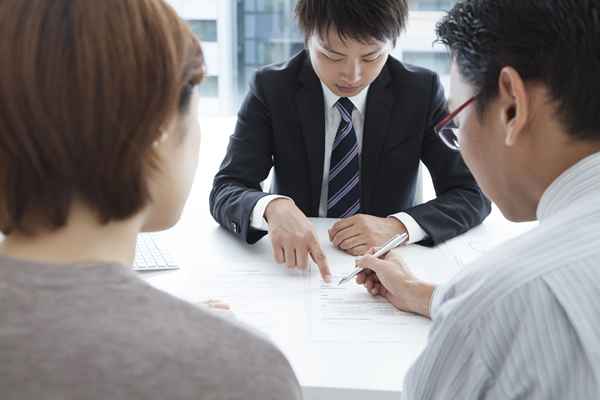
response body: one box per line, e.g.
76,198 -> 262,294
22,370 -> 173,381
404,73 -> 491,246
209,72 -> 274,244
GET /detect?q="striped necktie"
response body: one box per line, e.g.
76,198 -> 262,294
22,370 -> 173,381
327,97 -> 361,218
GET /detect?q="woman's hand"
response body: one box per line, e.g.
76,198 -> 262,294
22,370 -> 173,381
202,299 -> 232,312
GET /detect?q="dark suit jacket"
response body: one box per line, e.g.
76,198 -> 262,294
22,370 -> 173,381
210,51 -> 491,246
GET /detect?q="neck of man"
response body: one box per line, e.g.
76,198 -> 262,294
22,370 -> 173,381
528,134 -> 600,216
0,201 -> 145,267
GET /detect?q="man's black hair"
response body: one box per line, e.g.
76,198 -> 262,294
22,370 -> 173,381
295,0 -> 408,45
436,0 -> 600,141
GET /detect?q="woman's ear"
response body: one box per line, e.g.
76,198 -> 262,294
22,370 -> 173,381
497,66 -> 529,147
152,130 -> 169,148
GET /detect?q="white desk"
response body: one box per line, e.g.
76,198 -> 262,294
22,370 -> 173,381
139,116 -> 536,398
141,206 -> 534,399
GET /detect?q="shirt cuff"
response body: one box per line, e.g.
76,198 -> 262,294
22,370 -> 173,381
429,284 -> 444,320
250,195 -> 291,231
389,212 -> 429,244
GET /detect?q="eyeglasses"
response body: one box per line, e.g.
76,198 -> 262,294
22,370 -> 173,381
434,95 -> 477,151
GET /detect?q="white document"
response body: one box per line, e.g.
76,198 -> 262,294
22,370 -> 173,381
199,262 -> 309,338
194,218 -> 529,345
307,274 -> 429,342
304,219 -> 491,343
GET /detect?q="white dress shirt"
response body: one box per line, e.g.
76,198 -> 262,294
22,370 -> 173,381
250,83 -> 428,244
401,152 -> 600,399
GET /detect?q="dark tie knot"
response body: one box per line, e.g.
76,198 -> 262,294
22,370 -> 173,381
336,97 -> 355,116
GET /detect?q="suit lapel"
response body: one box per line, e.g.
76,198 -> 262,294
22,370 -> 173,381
362,65 -> 394,213
296,56 -> 326,215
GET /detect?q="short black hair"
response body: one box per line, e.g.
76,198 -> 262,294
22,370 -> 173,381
295,0 -> 408,45
436,0 -> 600,141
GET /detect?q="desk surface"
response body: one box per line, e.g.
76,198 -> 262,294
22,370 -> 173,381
141,209 -> 534,399
139,117 -> 536,398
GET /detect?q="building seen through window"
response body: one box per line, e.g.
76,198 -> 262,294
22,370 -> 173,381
410,0 -> 455,11
188,19 -> 218,42
237,0 -> 303,102
166,0 -> 455,114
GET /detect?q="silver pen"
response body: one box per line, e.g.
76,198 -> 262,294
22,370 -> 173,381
337,232 -> 409,286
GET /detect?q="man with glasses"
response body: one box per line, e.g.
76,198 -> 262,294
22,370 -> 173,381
355,0 -> 600,398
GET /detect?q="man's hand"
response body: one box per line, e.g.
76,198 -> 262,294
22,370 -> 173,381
329,214 -> 408,256
355,249 -> 435,318
265,198 -> 332,282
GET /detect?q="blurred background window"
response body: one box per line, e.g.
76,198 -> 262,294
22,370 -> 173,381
167,0 -> 456,115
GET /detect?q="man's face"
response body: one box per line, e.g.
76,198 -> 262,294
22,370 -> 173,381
449,62 -> 533,221
307,29 -> 391,97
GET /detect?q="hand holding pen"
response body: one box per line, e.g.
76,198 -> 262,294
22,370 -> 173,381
338,232 -> 409,285
353,241 -> 436,319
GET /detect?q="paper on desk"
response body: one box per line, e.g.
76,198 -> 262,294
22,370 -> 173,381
305,224 -> 490,343
307,273 -> 429,342
399,224 -> 526,285
196,219 -> 502,345
199,262 -> 311,342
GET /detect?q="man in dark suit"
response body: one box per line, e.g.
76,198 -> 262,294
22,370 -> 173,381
210,0 -> 490,282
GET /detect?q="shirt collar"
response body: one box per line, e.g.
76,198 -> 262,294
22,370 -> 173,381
321,82 -> 370,116
537,151 -> 600,221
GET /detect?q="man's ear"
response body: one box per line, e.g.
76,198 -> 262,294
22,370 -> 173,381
497,67 -> 529,147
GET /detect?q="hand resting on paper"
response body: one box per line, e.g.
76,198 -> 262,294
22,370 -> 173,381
329,214 -> 408,257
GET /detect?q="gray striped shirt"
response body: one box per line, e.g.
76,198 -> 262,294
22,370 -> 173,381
402,152 -> 600,399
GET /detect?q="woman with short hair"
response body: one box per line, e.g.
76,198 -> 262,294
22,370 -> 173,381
0,1 -> 300,399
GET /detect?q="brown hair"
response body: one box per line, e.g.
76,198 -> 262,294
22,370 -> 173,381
0,0 -> 204,234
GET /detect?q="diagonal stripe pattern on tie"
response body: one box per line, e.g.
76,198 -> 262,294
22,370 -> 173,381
327,97 -> 361,218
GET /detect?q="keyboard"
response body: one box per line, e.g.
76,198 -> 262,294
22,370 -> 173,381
133,234 -> 179,272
